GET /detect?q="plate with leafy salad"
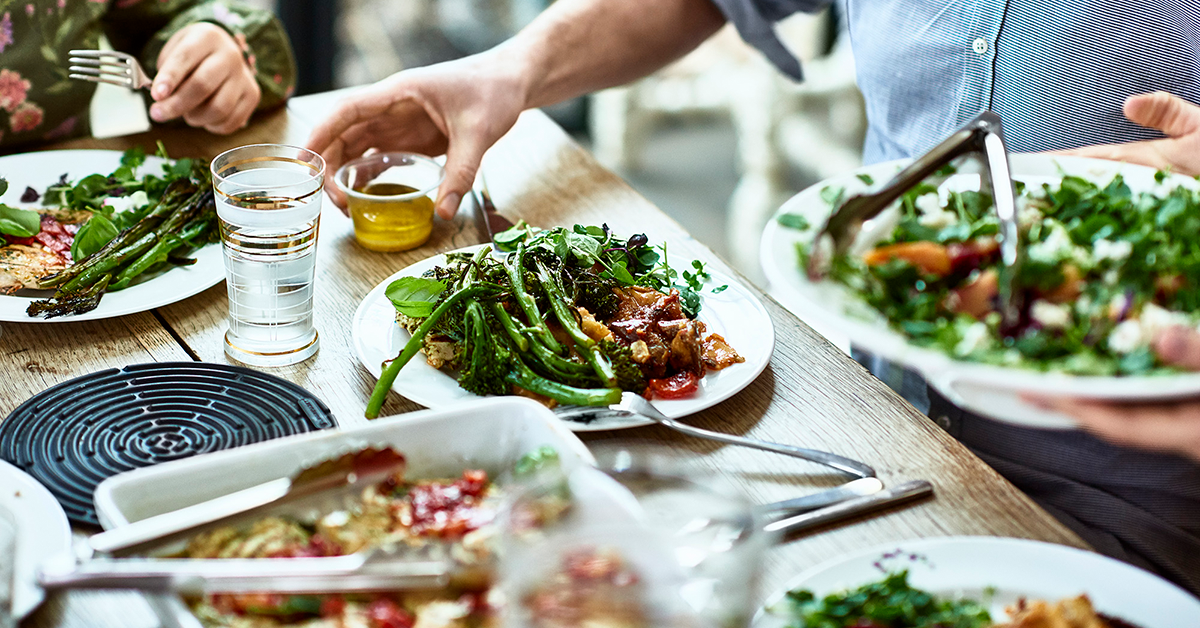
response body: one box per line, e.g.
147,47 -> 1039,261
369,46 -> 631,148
761,153 -> 1200,428
352,223 -> 774,430
754,536 -> 1200,628
0,148 -> 222,322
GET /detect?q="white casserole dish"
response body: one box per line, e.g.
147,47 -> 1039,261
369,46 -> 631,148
91,397 -> 595,628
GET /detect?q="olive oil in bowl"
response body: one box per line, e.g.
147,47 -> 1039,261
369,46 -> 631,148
347,182 -> 436,252
334,152 -> 445,252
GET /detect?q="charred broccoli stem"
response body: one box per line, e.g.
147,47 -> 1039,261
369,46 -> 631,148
507,242 -> 564,355
599,340 -> 647,393
534,258 -> 617,388
366,283 -> 500,418
458,301 -> 511,397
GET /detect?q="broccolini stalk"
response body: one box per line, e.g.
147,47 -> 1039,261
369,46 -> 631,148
507,242 -> 564,354
488,302 -> 531,352
39,180 -> 197,287
505,356 -> 622,406
366,284 -> 497,418
59,231 -> 158,292
534,259 -> 617,388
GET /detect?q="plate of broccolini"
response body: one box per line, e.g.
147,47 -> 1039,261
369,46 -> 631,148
0,149 -> 223,321
352,223 -> 773,430
762,153 -> 1200,428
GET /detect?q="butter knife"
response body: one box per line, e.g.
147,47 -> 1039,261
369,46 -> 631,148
472,173 -> 515,244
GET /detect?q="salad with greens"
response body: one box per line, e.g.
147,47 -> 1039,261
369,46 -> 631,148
771,571 -> 992,628
781,165 -> 1200,376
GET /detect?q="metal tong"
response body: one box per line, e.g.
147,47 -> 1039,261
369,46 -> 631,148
807,110 -> 1023,329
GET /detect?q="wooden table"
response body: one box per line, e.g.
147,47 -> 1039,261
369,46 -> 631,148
7,92 -> 1084,628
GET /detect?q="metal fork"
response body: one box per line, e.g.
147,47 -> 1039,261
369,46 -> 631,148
68,50 -> 153,90
556,393 -> 876,479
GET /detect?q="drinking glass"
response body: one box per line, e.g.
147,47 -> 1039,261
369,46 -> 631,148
334,152 -> 444,252
211,144 -> 325,367
499,448 -> 769,628
0,505 -> 15,628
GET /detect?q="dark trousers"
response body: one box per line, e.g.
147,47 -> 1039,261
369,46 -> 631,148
853,350 -> 1200,597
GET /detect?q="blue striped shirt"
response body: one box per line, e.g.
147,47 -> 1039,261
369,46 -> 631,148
711,0 -> 1200,164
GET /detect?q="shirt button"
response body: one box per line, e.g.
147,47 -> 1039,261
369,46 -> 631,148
972,38 -> 989,54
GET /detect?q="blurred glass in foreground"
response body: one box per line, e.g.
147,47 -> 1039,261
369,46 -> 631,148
499,447 -> 770,628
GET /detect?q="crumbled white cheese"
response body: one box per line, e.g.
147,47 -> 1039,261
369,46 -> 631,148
1094,239 -> 1132,262
102,190 -> 149,214
414,600 -> 472,628
1139,303 -> 1189,338
915,193 -> 957,229
1031,300 -> 1071,330
1075,295 -> 1093,317
1108,319 -> 1146,354
1027,224 -> 1076,263
1103,269 -> 1120,286
1016,196 -> 1044,228
1109,292 -> 1129,319
321,510 -> 350,527
954,321 -> 991,356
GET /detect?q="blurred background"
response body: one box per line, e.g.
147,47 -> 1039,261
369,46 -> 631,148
253,0 -> 867,280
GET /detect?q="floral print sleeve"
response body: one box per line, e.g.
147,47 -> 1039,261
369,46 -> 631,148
103,0 -> 296,111
0,0 -> 296,151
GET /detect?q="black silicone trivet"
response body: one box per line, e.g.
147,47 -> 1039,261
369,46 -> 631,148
0,362 -> 336,525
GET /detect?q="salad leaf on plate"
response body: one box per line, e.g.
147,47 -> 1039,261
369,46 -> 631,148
386,277 -> 448,318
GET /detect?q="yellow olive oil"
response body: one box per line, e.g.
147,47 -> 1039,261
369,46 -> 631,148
347,182 -> 436,252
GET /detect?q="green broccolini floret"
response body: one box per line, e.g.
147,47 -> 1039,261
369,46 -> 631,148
599,340 -> 646,393
458,302 -> 510,396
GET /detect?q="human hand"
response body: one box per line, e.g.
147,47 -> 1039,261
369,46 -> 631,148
306,54 -> 528,218
149,22 -> 261,134
1058,92 -> 1200,176
1031,326 -> 1200,461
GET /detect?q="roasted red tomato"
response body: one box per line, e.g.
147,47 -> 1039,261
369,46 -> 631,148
648,371 -> 699,399
368,598 -> 415,628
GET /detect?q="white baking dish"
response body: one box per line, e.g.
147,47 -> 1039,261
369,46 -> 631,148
91,397 -> 595,628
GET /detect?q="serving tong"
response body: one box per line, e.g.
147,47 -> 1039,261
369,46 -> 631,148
38,442 -> 929,596
807,110 -> 1024,330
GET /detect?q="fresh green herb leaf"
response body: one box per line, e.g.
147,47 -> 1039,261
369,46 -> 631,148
0,204 -> 40,237
856,173 -> 874,185
712,284 -> 728,294
777,213 -> 810,230
70,214 -> 119,260
514,446 -> 560,477
819,185 -> 846,208
386,276 -> 448,317
493,219 -> 530,252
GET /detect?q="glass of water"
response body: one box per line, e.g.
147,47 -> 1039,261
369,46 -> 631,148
211,144 -> 325,367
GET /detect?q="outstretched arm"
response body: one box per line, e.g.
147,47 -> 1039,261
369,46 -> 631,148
307,0 -> 726,218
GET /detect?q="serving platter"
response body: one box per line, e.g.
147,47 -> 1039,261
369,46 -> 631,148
754,536 -> 1200,628
761,153 -> 1200,428
0,149 -> 224,322
0,460 -> 72,619
352,243 -> 775,431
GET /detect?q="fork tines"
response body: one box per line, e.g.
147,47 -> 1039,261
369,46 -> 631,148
68,49 -> 138,89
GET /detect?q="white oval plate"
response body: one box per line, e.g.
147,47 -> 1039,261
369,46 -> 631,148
352,244 -> 774,431
0,459 -> 72,619
761,154 -> 1200,429
755,536 -> 1200,628
0,149 -> 224,322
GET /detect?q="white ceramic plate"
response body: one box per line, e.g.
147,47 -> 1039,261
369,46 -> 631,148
0,149 -> 224,322
352,244 -> 774,431
755,536 -> 1200,628
0,460 -> 72,619
761,154 -> 1200,429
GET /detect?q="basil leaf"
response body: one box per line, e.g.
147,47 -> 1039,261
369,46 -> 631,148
386,276 -> 447,318
0,204 -> 40,237
71,214 -> 119,260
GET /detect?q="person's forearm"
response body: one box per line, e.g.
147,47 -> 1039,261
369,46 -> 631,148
490,0 -> 726,109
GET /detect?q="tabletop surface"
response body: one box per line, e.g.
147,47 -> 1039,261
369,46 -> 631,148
6,91 -> 1084,628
